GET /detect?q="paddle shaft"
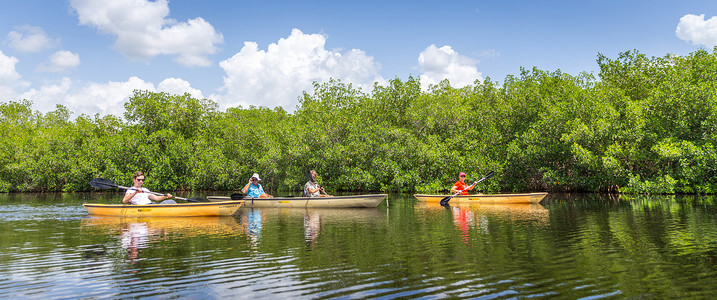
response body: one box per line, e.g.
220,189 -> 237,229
119,184 -> 190,201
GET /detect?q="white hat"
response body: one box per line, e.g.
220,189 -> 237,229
251,173 -> 261,181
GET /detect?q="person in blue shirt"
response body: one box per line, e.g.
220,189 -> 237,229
241,173 -> 273,198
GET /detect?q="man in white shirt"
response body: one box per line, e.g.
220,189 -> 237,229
122,171 -> 176,205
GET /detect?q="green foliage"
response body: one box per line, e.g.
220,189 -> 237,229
1,49 -> 716,194
124,91 -> 218,139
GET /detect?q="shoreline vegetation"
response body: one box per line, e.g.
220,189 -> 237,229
1,49 -> 715,195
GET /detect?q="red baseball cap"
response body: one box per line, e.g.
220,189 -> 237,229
459,172 -> 466,177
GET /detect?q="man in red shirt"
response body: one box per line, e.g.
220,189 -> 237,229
450,172 -> 474,195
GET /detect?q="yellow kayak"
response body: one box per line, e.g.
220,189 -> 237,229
413,192 -> 548,204
82,200 -> 244,217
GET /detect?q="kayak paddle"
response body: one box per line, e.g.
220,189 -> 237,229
439,171 -> 495,206
90,178 -> 205,203
230,193 -> 247,200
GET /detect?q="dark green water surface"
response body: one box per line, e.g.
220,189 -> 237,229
1,193 -> 716,299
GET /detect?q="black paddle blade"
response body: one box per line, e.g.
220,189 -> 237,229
439,196 -> 451,206
474,171 -> 496,183
90,178 -> 118,190
230,193 -> 246,200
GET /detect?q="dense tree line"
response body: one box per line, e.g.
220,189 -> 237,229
1,49 -> 715,194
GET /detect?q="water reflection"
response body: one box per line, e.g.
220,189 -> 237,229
121,222 -> 151,263
83,216 -> 244,262
416,202 -> 550,243
417,202 -> 549,220
450,206 -> 475,243
233,207 -> 387,250
3,193 -> 717,298
83,216 -> 244,235
242,209 -> 264,248
304,211 -> 321,244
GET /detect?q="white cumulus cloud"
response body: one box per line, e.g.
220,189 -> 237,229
213,28 -> 384,111
20,76 -> 156,116
676,14 -> 717,48
0,50 -> 30,100
17,77 -> 74,113
5,25 -> 57,53
70,0 -> 223,67
37,50 -> 81,72
418,45 -> 482,90
0,51 -> 22,83
158,77 -> 204,99
2,46 -> 204,116
14,76 -> 202,117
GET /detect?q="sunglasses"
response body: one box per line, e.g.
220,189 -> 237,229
459,175 -> 466,177
136,178 -> 145,182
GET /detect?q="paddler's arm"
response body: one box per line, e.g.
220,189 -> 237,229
467,182 -> 478,191
148,193 -> 172,201
241,181 -> 251,194
450,184 -> 460,194
122,188 -> 139,204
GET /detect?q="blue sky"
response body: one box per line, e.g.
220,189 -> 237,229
1,0 -> 715,116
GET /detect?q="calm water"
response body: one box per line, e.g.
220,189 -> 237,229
1,192 -> 716,299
